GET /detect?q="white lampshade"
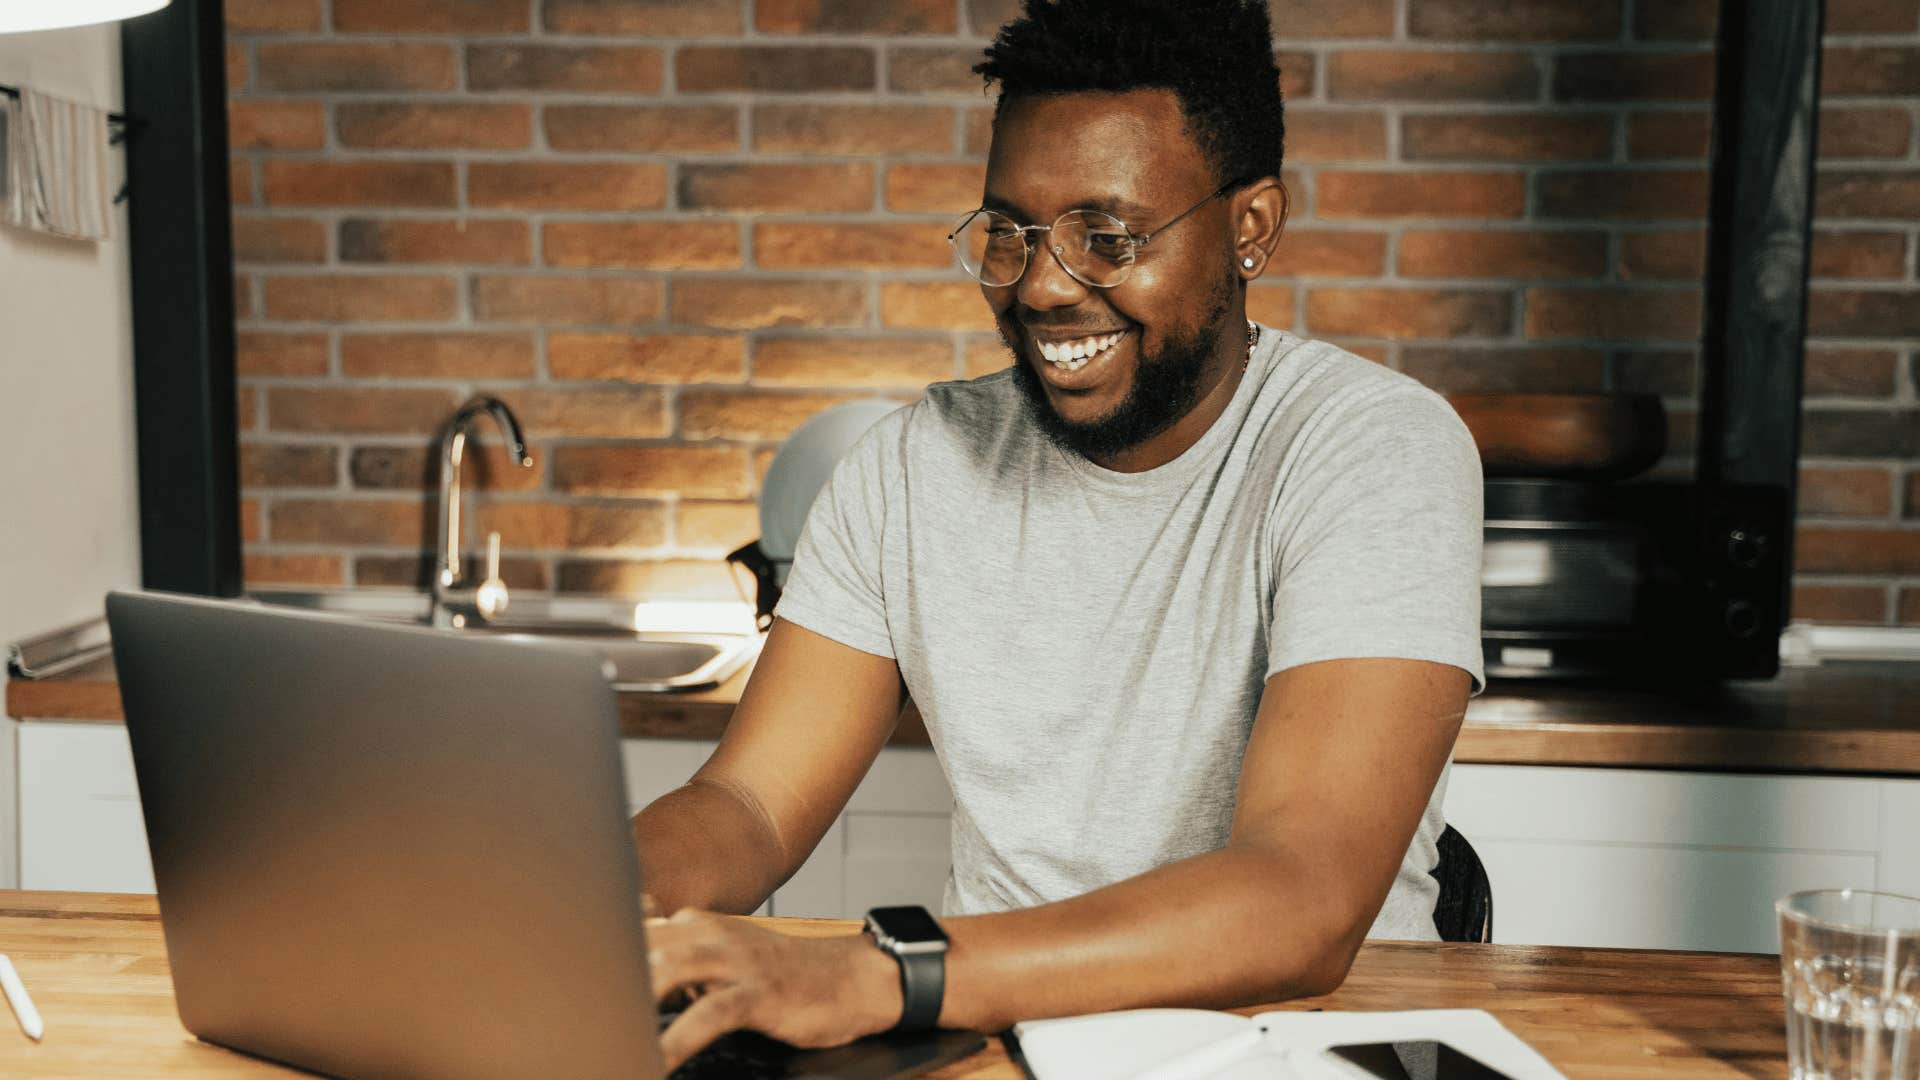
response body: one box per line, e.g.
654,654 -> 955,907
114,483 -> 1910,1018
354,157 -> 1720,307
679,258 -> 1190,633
0,0 -> 172,34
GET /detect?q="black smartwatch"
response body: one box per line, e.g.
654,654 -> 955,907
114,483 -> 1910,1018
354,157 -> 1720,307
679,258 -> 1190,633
863,905 -> 948,1032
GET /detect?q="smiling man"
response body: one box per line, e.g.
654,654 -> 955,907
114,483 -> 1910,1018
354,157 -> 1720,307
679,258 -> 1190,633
631,0 -> 1484,1067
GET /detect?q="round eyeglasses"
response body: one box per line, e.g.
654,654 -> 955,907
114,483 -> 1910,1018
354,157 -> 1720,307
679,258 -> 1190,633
948,183 -> 1235,289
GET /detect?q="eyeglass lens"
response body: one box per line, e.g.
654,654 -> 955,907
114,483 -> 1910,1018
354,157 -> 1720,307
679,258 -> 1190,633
953,210 -> 1137,288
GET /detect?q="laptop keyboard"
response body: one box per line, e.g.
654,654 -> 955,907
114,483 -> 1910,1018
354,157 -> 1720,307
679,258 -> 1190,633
663,1020 -> 798,1080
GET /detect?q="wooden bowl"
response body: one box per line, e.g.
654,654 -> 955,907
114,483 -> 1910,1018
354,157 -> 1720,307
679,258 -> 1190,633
1448,393 -> 1668,482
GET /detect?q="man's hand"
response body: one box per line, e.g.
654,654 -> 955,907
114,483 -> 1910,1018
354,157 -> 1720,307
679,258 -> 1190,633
647,909 -> 905,1072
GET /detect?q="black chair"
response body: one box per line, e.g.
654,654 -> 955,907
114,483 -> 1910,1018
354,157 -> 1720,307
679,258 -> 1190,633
1431,824 -> 1493,943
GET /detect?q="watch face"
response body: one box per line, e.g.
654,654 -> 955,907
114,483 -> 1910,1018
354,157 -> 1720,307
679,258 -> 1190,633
868,905 -> 947,946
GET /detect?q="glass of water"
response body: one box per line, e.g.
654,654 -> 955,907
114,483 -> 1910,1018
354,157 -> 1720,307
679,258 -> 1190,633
1778,889 -> 1920,1080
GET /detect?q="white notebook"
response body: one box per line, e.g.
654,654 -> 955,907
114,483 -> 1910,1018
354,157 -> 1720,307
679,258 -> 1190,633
1011,1007 -> 1565,1080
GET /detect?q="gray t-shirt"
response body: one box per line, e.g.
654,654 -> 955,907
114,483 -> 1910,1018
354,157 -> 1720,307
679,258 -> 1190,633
774,328 -> 1484,941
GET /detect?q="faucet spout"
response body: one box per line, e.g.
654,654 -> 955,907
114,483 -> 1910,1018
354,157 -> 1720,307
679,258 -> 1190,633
433,396 -> 534,624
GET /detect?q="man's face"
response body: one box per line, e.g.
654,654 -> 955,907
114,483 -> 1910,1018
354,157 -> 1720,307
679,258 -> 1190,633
981,89 -> 1241,464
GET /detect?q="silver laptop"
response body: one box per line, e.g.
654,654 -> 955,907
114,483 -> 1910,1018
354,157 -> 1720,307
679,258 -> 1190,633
106,590 -> 983,1080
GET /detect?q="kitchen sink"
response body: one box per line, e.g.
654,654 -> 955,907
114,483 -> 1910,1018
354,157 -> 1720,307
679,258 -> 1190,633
245,589 -> 762,692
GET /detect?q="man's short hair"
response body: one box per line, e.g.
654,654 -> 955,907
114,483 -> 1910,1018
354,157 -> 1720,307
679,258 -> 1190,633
974,0 -> 1285,189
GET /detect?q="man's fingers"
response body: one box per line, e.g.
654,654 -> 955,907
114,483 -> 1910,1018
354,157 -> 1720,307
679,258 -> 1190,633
658,987 -> 752,1073
648,934 -> 737,1003
640,892 -> 662,919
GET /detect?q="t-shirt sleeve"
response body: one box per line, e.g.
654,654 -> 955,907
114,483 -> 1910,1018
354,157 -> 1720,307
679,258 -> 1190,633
770,413 -> 903,660
1266,387 -> 1485,691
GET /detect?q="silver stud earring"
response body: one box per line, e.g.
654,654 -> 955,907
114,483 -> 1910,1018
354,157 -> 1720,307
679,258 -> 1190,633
1242,257 -> 1256,269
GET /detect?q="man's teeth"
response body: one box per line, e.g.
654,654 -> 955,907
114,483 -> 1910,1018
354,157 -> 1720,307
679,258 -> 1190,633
1037,331 -> 1123,371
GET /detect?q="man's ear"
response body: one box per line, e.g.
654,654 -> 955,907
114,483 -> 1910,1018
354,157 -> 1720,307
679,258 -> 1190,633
1232,178 -> 1289,281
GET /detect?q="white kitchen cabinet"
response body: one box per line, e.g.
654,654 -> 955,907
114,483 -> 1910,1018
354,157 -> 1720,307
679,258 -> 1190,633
18,720 -> 154,893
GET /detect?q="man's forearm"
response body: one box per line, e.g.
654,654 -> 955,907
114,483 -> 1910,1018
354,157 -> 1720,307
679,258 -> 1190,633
630,777 -> 790,915
931,842 -> 1374,1031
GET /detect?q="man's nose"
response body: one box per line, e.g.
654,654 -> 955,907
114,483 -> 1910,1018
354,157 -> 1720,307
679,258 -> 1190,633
1015,235 -> 1088,311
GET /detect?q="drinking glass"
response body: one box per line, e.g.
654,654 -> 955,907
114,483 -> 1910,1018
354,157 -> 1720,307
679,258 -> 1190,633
1778,889 -> 1920,1080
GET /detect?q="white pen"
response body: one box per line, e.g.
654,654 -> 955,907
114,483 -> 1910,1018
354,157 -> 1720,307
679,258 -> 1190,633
1127,1022 -> 1269,1080
0,954 -> 43,1041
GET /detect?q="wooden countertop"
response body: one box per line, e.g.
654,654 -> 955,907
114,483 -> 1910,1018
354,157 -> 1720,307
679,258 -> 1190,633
0,890 -> 1788,1078
10,654 -> 1920,775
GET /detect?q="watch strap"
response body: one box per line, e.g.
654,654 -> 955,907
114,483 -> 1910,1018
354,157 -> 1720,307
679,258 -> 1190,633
893,946 -> 944,1031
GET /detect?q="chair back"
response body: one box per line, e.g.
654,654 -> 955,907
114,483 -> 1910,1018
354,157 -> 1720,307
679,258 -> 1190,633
1431,824 -> 1493,943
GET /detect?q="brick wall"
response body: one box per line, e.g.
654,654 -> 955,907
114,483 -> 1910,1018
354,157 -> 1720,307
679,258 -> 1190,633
226,0 -> 1920,625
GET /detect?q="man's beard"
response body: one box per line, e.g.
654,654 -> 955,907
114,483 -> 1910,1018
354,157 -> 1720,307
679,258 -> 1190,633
1004,282 -> 1234,464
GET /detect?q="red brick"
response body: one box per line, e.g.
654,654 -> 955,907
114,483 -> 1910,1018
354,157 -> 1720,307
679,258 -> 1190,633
338,219 -> 531,266
354,555 -> 548,591
1808,290 -> 1920,338
1409,0 -> 1619,40
676,46 -> 875,93
542,221 -> 739,271
1317,171 -> 1526,219
1618,230 -> 1704,281
672,280 -> 869,330
1525,288 -> 1703,341
1264,230 -> 1387,279
1267,0 -> 1394,39
887,47 -> 982,94
545,105 -> 739,153
241,497 -> 262,542
271,498 -> 426,546
239,443 -> 339,488
255,42 -> 457,92
1627,111 -> 1712,160
544,0 -> 740,33
1537,169 -> 1710,220
881,282 -> 995,331
1553,53 -> 1715,102
471,275 -> 662,325
1327,50 -> 1538,102
475,502 -> 668,551
553,446 -> 753,499
1816,171 -> 1920,220
963,336 -> 1014,378
755,223 -> 950,270
1911,474 -> 1920,518
754,336 -> 952,387
340,332 -> 535,379
680,163 -> 873,213
885,162 -> 984,214
225,0 -> 321,32
676,502 -> 760,551
1306,288 -> 1512,339
1399,229 -> 1608,279
350,444 -> 542,493
334,0 -> 528,31
1399,346 -> 1606,393
262,161 -> 457,208
1799,466 -> 1895,518
336,103 -> 531,150
509,388 -> 670,439
467,45 -> 663,93
1823,48 -> 1920,97
244,554 -> 346,588
264,274 -> 459,322
965,0 -> 1017,36
469,162 -> 667,211
547,333 -> 747,384
753,104 -> 954,154
1805,349 -> 1899,398
1634,0 -> 1714,39
232,216 -> 328,264
1819,107 -> 1913,161
1285,109 -> 1388,162
237,332 -> 328,376
228,101 -> 325,150
757,0 -> 955,34
227,41 -> 248,92
1830,0 -> 1920,33
1796,527 -> 1920,575
1904,588 -> 1920,626
230,160 -> 255,206
964,107 -> 993,155
1792,585 -> 1889,625
1246,285 -> 1296,328
268,387 -> 459,435
1811,232 -> 1909,280
235,273 -> 258,319
1611,350 -> 1697,396
1402,113 -> 1612,162
1802,410 -> 1920,457
680,390 -> 877,441
556,559 -> 736,599
1277,50 -> 1316,100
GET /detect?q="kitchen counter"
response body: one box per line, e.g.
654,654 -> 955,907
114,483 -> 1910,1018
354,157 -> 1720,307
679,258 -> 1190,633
9,655 -> 1920,775
0,890 -> 1791,1078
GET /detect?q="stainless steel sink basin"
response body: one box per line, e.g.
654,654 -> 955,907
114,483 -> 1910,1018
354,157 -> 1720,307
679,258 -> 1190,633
245,590 -> 762,692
